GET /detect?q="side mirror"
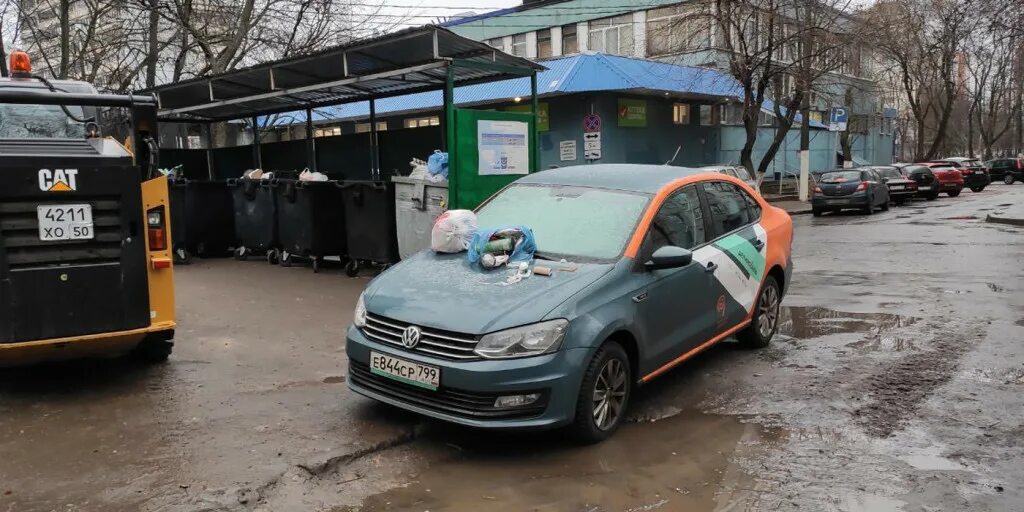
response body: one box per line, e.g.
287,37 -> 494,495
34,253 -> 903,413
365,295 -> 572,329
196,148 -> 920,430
645,246 -> 693,271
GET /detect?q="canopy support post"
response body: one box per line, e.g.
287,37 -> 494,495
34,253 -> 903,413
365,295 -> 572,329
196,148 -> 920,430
202,123 -> 214,179
530,70 -> 539,173
250,116 -> 263,170
444,63 -> 457,207
305,108 -> 317,173
370,98 -> 379,180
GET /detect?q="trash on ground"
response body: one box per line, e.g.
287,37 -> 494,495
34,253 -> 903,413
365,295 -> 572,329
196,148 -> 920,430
242,168 -> 274,180
431,210 -> 478,253
532,265 -> 552,276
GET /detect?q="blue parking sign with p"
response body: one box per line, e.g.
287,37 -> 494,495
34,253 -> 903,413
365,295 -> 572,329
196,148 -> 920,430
829,107 -> 848,131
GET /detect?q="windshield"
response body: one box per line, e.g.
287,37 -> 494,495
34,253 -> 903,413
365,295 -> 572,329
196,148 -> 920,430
875,168 -> 902,179
0,103 -> 85,138
475,184 -> 650,261
820,171 -> 862,183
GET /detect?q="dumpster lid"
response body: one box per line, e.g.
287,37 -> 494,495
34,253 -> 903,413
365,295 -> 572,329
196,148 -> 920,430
147,26 -> 544,122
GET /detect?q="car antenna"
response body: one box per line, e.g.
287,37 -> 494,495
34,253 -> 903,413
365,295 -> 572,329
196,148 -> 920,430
665,146 -> 682,165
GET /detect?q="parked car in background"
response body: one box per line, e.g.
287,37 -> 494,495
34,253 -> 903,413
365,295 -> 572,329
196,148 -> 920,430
812,168 -> 890,216
700,164 -> 758,190
920,162 -> 964,197
894,163 -> 940,200
985,157 -> 1024,185
871,166 -> 918,205
935,157 -> 990,192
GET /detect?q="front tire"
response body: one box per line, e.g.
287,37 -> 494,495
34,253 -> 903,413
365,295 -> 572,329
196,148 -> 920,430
863,198 -> 874,215
881,199 -> 890,211
926,192 -> 939,200
948,189 -> 961,197
970,186 -> 984,192
1004,174 -> 1015,185
812,207 -> 823,217
131,339 -> 173,363
737,276 -> 781,349
570,341 -> 632,444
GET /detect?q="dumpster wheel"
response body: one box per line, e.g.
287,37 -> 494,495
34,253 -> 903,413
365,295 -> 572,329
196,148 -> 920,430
345,259 -> 360,277
312,256 -> 323,274
279,251 -> 293,267
267,249 -> 280,265
235,246 -> 249,261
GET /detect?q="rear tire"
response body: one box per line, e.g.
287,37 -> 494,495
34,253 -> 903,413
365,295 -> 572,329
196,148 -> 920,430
863,198 -> 874,215
894,197 -> 906,206
1004,175 -> 1015,185
569,341 -> 632,444
926,192 -> 939,201
812,208 -> 823,217
948,189 -> 961,197
881,200 -> 890,211
970,186 -> 984,192
737,276 -> 781,349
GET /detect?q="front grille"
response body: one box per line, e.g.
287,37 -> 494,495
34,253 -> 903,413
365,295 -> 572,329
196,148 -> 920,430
348,361 -> 547,420
362,313 -> 480,360
0,196 -> 122,270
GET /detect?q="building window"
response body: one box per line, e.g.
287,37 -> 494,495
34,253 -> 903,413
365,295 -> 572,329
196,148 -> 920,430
672,103 -> 690,125
314,126 -> 341,137
699,104 -> 719,126
486,38 -> 504,52
537,28 -> 553,58
511,33 -> 528,57
562,23 -> 578,54
589,14 -> 634,56
355,121 -> 388,134
721,104 -> 743,125
646,4 -> 710,56
404,116 -> 440,129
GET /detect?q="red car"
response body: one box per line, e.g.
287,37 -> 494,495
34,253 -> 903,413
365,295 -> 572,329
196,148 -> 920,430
934,158 -> 990,192
920,162 -> 964,197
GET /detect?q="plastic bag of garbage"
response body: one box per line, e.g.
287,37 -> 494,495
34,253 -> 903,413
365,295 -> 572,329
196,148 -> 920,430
299,169 -> 329,182
467,225 -> 537,268
431,210 -> 478,253
408,158 -> 428,180
427,150 -> 449,179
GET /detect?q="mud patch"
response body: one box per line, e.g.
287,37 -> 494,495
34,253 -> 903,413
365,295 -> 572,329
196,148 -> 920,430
323,375 -> 347,384
853,323 -> 983,437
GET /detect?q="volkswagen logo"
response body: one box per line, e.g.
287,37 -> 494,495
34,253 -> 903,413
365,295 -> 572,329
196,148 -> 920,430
401,326 -> 422,349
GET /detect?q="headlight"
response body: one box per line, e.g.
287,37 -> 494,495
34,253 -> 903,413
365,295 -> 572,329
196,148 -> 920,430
353,292 -> 367,328
474,319 -> 568,359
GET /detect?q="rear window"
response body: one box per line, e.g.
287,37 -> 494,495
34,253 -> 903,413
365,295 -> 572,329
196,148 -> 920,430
875,168 -> 902,179
902,165 -> 930,175
820,171 -> 862,183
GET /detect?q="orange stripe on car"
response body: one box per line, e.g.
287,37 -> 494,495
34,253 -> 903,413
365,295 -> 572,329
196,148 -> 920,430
641,320 -> 752,382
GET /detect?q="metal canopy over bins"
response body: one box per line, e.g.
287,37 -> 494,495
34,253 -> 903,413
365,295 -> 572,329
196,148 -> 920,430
150,26 -> 543,122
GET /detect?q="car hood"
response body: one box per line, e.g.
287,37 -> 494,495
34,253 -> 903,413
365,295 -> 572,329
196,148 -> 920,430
363,251 -> 615,335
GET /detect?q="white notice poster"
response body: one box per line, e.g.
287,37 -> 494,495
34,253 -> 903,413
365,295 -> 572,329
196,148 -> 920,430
478,120 -> 530,175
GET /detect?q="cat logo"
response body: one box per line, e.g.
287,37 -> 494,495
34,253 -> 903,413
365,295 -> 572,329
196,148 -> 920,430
38,168 -> 79,192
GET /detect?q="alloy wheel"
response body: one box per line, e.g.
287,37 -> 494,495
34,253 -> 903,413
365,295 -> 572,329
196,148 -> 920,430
758,284 -> 780,339
592,358 -> 627,430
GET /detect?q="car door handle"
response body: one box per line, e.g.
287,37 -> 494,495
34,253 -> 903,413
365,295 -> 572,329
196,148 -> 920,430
753,239 -> 765,251
705,262 -> 718,273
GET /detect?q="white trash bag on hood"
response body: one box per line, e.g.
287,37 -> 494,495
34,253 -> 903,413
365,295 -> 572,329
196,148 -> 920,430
431,210 -> 478,253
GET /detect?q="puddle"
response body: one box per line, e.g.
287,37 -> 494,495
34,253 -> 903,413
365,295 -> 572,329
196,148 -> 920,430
834,492 -> 907,511
323,375 -> 347,384
344,413 -> 784,512
778,307 -> 916,340
899,453 -> 965,471
1016,318 -> 1024,327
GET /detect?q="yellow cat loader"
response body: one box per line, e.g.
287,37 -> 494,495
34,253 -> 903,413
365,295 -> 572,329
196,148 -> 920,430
0,51 -> 175,366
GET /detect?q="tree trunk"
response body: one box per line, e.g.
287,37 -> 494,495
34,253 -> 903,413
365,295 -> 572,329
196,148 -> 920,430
0,25 -> 8,77
59,0 -> 70,78
841,129 -> 852,165
146,0 -> 159,88
967,107 -> 975,158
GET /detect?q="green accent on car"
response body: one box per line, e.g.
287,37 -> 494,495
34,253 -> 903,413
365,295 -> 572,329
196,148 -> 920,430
713,232 -> 764,281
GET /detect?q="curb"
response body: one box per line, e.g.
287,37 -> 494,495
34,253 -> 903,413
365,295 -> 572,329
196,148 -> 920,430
986,213 -> 1024,227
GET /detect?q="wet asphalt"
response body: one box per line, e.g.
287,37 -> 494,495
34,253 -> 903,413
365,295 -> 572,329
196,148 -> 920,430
1,185 -> 1022,512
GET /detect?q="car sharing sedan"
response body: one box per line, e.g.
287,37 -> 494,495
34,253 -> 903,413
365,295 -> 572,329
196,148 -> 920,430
812,168 -> 890,216
870,166 -> 918,205
346,165 -> 794,443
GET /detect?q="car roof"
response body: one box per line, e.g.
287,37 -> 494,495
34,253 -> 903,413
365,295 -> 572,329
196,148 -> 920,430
517,164 -> 712,194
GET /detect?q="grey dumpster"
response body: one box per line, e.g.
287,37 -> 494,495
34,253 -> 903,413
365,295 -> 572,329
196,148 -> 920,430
393,176 -> 448,259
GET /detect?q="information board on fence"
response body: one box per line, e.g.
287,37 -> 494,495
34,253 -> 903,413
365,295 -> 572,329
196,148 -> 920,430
560,140 -> 577,161
477,120 -> 530,175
